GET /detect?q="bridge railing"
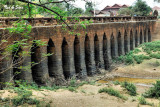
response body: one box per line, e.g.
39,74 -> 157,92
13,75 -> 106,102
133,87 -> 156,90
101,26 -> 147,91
0,16 -> 157,27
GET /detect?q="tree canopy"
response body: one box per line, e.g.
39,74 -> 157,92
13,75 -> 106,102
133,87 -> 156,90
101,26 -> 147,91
131,0 -> 152,16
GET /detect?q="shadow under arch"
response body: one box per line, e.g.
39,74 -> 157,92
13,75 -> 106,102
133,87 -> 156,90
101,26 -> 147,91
130,30 -> 134,50
74,36 -> 81,75
62,37 -> 70,79
140,29 -> 143,44
47,38 -> 57,78
103,33 -> 109,70
135,30 -> 138,47
94,34 -> 100,67
148,28 -> 151,42
117,31 -> 122,56
84,35 -> 92,76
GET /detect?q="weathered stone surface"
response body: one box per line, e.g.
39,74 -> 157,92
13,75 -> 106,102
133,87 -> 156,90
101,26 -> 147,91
0,19 -> 157,88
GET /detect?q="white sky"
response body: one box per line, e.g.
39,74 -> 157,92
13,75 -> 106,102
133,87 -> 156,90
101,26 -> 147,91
73,0 -> 160,10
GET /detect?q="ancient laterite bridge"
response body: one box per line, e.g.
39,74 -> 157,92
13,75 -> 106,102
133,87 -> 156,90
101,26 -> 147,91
0,16 -> 157,88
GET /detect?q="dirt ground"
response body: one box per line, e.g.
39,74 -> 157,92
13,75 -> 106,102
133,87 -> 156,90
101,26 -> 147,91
1,58 -> 160,107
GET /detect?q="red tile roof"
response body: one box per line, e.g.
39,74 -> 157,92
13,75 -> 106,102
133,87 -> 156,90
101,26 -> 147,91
152,6 -> 160,10
102,4 -> 129,11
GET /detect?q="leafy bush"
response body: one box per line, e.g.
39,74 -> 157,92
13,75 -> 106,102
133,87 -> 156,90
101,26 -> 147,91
98,88 -> 127,100
138,96 -> 153,106
113,81 -> 120,85
143,80 -> 160,98
150,53 -> 160,59
133,48 -> 141,54
121,81 -> 137,96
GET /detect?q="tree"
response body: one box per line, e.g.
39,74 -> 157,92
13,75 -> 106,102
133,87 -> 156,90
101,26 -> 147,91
132,0 -> 152,16
118,8 -> 133,16
0,0 -> 92,89
85,1 -> 93,16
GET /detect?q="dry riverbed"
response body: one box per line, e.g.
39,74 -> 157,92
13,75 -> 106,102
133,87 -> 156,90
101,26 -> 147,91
1,58 -> 160,107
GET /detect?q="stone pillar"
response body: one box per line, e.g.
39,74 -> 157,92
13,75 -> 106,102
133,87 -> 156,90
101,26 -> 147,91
19,47 -> 33,83
132,30 -> 136,50
48,41 -> 66,85
68,43 -> 76,77
114,33 -> 119,58
31,46 -> 50,86
99,36 -> 105,69
77,38 -> 87,79
89,36 -> 96,75
54,43 -> 66,85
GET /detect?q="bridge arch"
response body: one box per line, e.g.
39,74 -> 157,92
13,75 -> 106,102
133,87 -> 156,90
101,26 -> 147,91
144,29 -> 147,42
62,37 -> 70,79
140,29 -> 143,44
130,29 -> 134,50
74,36 -> 81,74
84,35 -> 92,76
94,34 -> 100,67
47,38 -> 57,78
148,28 -> 151,42
103,33 -> 110,70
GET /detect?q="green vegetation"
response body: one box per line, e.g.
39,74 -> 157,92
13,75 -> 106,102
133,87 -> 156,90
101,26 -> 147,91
143,80 -> 160,98
138,96 -> 153,106
121,81 -> 137,96
98,87 -> 127,100
0,79 -> 96,106
117,41 -> 160,65
118,0 -> 152,16
113,81 -> 121,85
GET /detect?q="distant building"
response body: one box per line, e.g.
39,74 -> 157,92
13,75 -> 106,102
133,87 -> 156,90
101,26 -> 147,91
100,4 -> 129,16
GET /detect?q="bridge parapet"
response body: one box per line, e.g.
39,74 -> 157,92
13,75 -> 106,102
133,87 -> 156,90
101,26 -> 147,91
0,16 -> 157,27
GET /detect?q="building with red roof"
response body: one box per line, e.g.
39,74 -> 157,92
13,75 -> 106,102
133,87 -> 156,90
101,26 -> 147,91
100,4 -> 129,16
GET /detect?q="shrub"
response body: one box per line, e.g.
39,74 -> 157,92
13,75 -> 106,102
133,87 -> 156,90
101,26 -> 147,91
138,96 -> 153,106
143,80 -> 160,98
113,81 -> 120,85
121,81 -> 137,96
150,53 -> 160,59
98,87 -> 127,100
133,48 -> 141,54
125,55 -> 134,64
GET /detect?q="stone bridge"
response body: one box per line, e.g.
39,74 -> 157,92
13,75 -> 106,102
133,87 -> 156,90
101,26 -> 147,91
0,16 -> 157,88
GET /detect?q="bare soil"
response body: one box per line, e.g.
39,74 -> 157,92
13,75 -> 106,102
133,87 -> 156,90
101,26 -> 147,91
1,58 -> 160,107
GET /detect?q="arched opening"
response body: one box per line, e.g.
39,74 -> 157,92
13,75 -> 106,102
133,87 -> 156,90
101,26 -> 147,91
144,29 -> 147,42
62,38 -> 70,79
117,32 -> 122,56
124,30 -> 128,54
74,36 -> 81,74
12,45 -> 22,81
85,35 -> 92,76
130,30 -> 134,50
31,42 -> 41,84
47,38 -> 57,78
140,30 -> 143,44
94,34 -> 100,67
110,33 -> 115,59
103,33 -> 109,70
135,30 -> 138,47
148,29 -> 151,42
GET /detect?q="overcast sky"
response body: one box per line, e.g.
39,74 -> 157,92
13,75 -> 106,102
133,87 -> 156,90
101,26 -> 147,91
73,0 -> 160,10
